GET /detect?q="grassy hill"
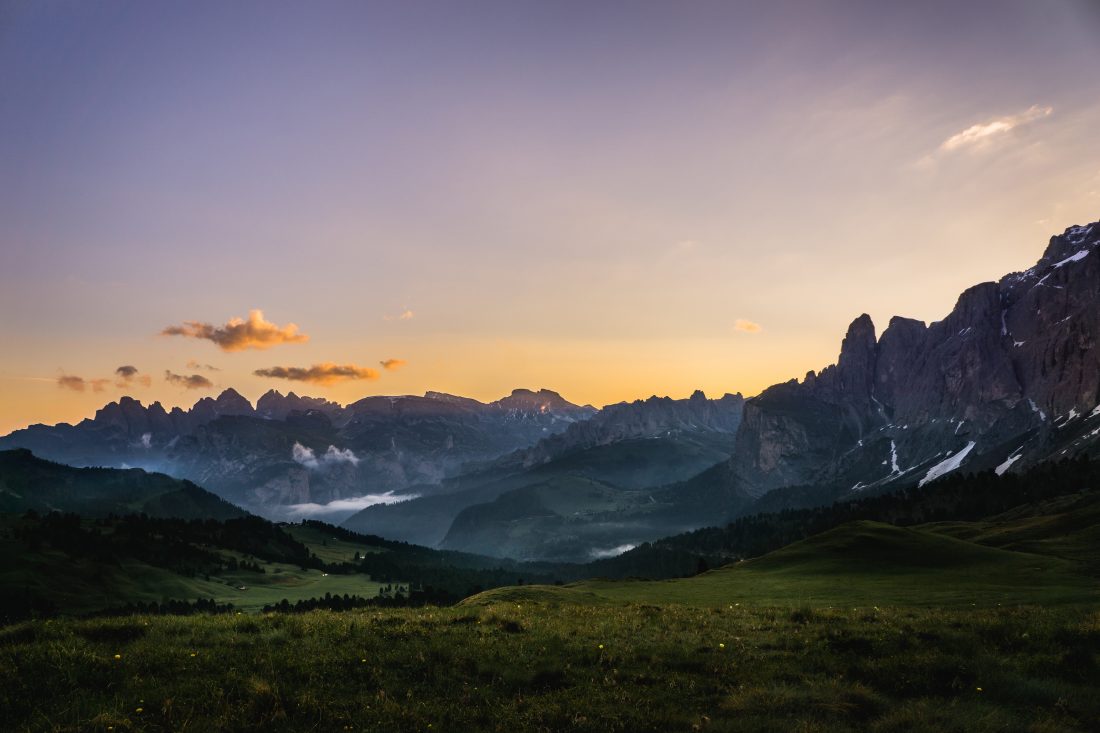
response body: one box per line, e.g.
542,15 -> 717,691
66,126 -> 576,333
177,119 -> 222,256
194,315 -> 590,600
922,490 -> 1100,574
0,449 -> 246,520
3,474 -> 1100,730
465,521 -> 1100,608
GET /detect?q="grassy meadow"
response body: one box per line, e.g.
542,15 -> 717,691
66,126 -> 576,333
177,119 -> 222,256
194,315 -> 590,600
3,519 -> 1099,732
2,601 -> 1098,732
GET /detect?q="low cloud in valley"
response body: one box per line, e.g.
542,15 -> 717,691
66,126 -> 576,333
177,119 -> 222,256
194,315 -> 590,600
291,442 -> 361,469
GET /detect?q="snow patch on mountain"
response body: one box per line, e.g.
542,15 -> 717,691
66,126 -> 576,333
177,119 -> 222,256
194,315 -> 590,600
919,441 -> 976,487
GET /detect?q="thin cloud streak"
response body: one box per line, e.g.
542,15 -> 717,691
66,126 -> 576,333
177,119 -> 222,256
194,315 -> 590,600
939,105 -> 1053,153
164,371 -> 214,390
380,358 -> 407,371
57,375 -> 86,392
734,319 -> 763,334
186,360 -> 221,372
254,362 -> 380,385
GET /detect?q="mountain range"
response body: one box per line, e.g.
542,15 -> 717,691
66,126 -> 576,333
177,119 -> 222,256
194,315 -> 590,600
0,388 -> 596,518
2,219 -> 1099,562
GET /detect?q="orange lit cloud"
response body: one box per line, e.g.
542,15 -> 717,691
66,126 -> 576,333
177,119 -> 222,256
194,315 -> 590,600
57,375 -> 86,392
380,358 -> 407,371
115,365 -> 152,388
384,309 -> 415,322
734,319 -> 763,334
165,371 -> 214,390
161,309 -> 308,352
254,363 -> 380,385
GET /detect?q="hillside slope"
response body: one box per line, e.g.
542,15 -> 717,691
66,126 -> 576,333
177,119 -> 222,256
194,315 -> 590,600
0,449 -> 246,520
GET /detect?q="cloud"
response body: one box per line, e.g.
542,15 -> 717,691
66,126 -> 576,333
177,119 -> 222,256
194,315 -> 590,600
186,360 -> 221,372
284,492 -> 417,518
88,378 -> 111,393
734,319 -> 763,334
384,308 -> 415,322
291,442 -> 360,470
115,365 -> 152,388
57,375 -> 86,392
939,105 -> 1053,154
589,544 -> 637,559
254,362 -> 380,385
379,358 -> 407,371
161,309 -> 308,352
164,371 -> 214,390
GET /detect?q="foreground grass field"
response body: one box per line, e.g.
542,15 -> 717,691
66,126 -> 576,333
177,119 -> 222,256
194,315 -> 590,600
4,517 -> 1098,731
2,601 -> 1098,732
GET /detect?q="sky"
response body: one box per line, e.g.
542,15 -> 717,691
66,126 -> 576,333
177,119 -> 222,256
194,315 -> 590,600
2,0 -> 1100,433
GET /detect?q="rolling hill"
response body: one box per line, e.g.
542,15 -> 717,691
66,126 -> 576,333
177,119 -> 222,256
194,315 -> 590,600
465,520 -> 1100,608
0,449 -> 247,520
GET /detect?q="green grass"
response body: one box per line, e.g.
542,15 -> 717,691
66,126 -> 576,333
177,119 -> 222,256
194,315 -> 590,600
2,602 -> 1097,732
0,528 -> 388,614
922,491 -> 1100,574
3,519 -> 1099,730
283,523 -> 388,565
468,521 -> 1100,609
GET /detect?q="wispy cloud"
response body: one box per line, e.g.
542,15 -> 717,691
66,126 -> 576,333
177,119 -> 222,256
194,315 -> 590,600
161,309 -> 308,352
939,105 -> 1053,153
57,375 -> 86,392
384,308 -> 415,322
186,360 -> 221,372
254,362 -> 380,385
379,358 -> 407,371
115,365 -> 152,388
284,492 -> 417,518
164,371 -> 214,390
734,319 -> 763,334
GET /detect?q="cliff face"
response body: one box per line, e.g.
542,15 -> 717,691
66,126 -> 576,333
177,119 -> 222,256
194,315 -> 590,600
732,220 -> 1100,499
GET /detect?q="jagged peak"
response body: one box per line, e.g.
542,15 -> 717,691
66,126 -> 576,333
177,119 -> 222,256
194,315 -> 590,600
216,387 -> 246,402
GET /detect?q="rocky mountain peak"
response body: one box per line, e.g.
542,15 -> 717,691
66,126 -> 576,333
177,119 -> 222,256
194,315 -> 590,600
1038,222 -> 1099,265
213,388 -> 254,415
732,216 -> 1100,499
832,314 -> 877,408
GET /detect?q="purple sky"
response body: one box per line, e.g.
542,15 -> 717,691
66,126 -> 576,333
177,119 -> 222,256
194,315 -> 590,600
2,0 -> 1099,432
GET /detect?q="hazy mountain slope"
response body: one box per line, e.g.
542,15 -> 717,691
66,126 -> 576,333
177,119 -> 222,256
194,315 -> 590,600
343,392 -> 745,550
0,449 -> 247,520
0,389 -> 595,518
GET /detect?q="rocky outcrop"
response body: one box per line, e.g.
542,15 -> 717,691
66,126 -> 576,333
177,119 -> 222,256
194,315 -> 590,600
731,219 -> 1100,500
